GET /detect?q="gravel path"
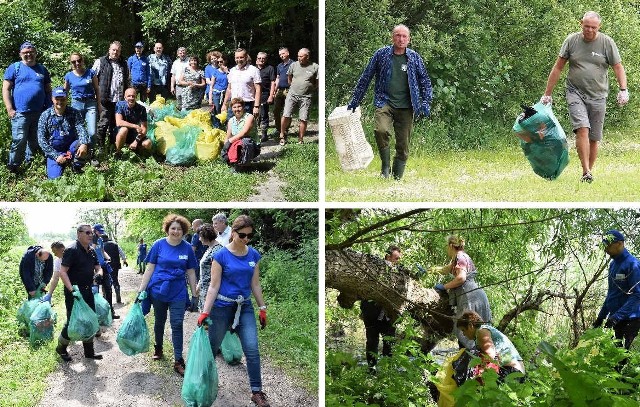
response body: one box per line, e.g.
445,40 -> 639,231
37,267 -> 318,407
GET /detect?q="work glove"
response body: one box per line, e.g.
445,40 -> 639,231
135,290 -> 147,303
188,296 -> 198,312
415,264 -> 427,275
540,95 -> 553,105
71,286 -> 82,300
604,318 -> 619,329
197,312 -> 209,326
347,102 -> 358,113
434,283 -> 446,292
259,308 -> 267,329
91,285 -> 99,294
41,293 -> 52,303
593,317 -> 604,328
617,89 -> 629,105
94,273 -> 104,285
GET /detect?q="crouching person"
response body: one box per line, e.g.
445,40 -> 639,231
37,86 -> 89,179
114,87 -> 152,158
221,97 -> 260,167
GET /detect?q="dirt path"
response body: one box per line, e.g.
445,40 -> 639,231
37,267 -> 318,407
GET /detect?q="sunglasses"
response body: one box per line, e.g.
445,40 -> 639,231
70,59 -> 82,64
235,232 -> 254,239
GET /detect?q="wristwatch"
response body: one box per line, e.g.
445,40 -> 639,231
259,305 -> 267,310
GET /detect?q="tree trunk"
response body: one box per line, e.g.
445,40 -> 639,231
326,249 -> 455,352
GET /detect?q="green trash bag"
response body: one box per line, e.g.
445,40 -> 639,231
512,102 -> 569,180
29,301 -> 57,345
165,125 -> 200,166
182,325 -> 218,407
221,331 -> 243,365
116,302 -> 150,356
67,288 -> 100,341
17,298 -> 41,330
94,292 -> 113,327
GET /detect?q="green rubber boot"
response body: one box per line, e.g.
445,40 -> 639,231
392,157 -> 407,180
379,148 -> 391,178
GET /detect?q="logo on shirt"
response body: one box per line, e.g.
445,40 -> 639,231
615,273 -> 626,281
249,261 -> 256,267
179,255 -> 188,260
401,64 -> 407,72
591,52 -> 604,58
36,73 -> 44,78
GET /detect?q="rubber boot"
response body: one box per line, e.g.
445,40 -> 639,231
152,345 -> 163,360
56,335 -> 72,361
114,285 -> 122,304
391,157 -> 407,180
83,341 -> 103,360
379,147 -> 391,178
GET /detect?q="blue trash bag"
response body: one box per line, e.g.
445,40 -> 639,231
29,301 -> 57,345
181,325 -> 218,407
67,289 -> 100,341
94,292 -> 113,327
512,102 -> 569,180
116,302 -> 150,356
221,331 -> 243,365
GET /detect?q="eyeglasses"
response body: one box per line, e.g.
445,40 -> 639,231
70,59 -> 82,64
236,232 -> 254,239
80,230 -> 92,235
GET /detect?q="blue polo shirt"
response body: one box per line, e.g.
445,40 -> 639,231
191,233 -> 207,262
276,60 -> 293,89
115,101 -> 147,124
3,61 -> 51,112
145,238 -> 197,302
64,69 -> 96,99
127,54 -> 151,88
597,248 -> 640,321
213,246 -> 261,307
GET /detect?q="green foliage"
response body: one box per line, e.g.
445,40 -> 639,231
0,210 -> 28,255
277,143 -> 320,202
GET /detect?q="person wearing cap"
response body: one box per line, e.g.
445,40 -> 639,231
37,86 -> 90,179
170,47 -> 189,110
114,87 -> 152,157
19,245 -> 54,299
3,41 -> 52,173
92,41 -> 130,151
594,230 -> 640,350
128,42 -> 151,103
148,42 -> 173,103
541,11 -> 628,183
102,233 -> 127,304
91,223 -> 120,320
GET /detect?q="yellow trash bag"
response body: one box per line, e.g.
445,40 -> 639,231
185,109 -> 213,128
434,349 -> 466,407
154,121 -> 178,155
150,95 -> 166,109
196,128 -> 226,160
215,111 -> 228,124
165,115 -> 186,128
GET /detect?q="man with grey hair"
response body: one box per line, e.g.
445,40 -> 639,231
256,52 -> 276,142
170,47 -> 189,110
280,48 -> 318,145
212,212 -> 232,245
348,25 -> 432,180
541,11 -> 628,184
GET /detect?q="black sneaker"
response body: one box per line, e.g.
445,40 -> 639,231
580,172 -> 593,183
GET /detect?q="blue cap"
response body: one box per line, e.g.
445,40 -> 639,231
93,224 -> 105,234
603,230 -> 625,245
20,41 -> 35,51
135,42 -> 144,48
52,86 -> 67,98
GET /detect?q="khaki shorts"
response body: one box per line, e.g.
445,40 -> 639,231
283,93 -> 311,121
566,87 -> 606,141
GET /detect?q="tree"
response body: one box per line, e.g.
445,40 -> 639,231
77,208 -> 127,241
0,209 -> 28,255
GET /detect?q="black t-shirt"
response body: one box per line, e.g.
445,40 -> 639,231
61,240 -> 98,286
259,65 -> 276,102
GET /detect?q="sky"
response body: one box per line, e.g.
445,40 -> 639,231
20,204 -> 84,236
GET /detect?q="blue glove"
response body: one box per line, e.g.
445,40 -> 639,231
347,102 -> 358,113
434,283 -> 446,291
92,285 -> 99,294
604,318 -> 619,329
416,264 -> 427,275
72,287 -> 82,300
41,293 -> 52,303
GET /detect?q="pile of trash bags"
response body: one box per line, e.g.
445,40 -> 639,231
17,292 -> 57,346
512,102 -> 569,180
146,96 -> 226,166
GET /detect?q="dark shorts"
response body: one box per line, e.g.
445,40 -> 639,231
116,127 -> 138,144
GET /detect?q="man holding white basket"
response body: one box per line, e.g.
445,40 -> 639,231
348,24 -> 432,180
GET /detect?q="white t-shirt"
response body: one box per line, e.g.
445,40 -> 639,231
217,225 -> 232,246
227,65 -> 261,102
171,58 -> 190,87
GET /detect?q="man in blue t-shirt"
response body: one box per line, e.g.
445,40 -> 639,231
114,87 -> 152,157
2,41 -> 52,173
127,42 -> 152,103
273,47 -> 293,136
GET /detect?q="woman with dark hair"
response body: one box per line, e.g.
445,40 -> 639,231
197,215 -> 271,407
177,56 -> 206,111
196,223 -> 224,311
137,214 -> 198,376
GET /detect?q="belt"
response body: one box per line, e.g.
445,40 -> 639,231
217,294 -> 249,329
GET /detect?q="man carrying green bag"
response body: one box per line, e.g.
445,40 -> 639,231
182,324 -> 218,407
116,291 -> 150,356
56,224 -> 105,362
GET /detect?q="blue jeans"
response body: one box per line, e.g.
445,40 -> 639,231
207,302 -> 262,391
151,296 -> 187,361
46,140 -> 84,179
9,111 -> 40,166
71,99 -> 98,146
210,90 -> 224,129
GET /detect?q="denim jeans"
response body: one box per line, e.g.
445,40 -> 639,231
9,111 -> 41,166
46,140 -> 84,179
207,302 -> 262,391
151,296 -> 187,361
210,90 -> 224,129
71,99 -> 98,146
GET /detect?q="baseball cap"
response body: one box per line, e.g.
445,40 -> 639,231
20,41 -> 35,51
135,42 -> 144,48
52,86 -> 67,98
93,224 -> 106,234
602,230 -> 625,245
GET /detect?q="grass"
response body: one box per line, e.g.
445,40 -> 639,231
277,142 -> 320,202
325,119 -> 640,202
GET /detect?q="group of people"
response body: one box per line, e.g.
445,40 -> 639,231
3,39 -> 318,178
18,212 -> 272,407
349,12 -> 628,182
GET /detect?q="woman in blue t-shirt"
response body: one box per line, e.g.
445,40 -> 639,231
198,215 -> 270,407
137,214 -> 198,376
63,52 -> 101,148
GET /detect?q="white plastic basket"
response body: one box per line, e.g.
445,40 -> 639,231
328,105 -> 374,171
